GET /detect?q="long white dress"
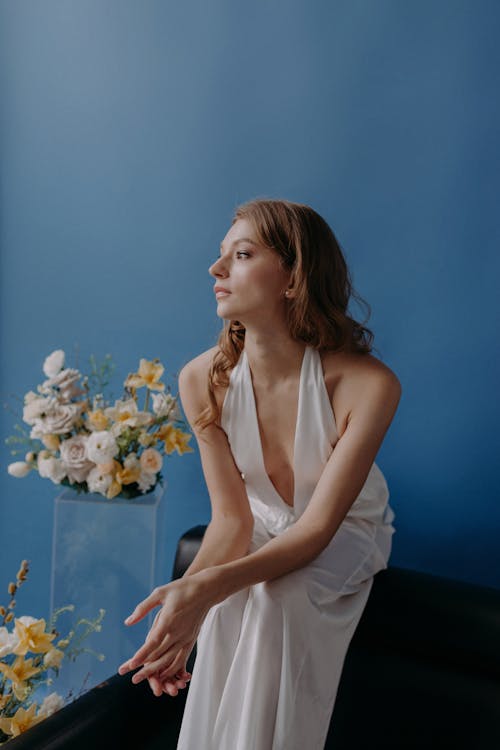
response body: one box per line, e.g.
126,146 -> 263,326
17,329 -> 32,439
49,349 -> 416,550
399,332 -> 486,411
176,345 -> 396,750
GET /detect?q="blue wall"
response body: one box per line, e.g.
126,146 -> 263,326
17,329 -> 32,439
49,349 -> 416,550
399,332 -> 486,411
1,0 -> 499,633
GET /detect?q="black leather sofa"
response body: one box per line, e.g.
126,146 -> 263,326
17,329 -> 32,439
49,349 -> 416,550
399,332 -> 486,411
8,524 -> 500,749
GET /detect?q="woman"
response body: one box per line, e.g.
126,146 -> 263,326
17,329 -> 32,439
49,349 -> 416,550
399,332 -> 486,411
118,198 -> 401,749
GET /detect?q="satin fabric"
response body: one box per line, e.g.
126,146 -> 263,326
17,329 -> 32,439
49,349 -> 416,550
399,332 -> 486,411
176,346 -> 396,749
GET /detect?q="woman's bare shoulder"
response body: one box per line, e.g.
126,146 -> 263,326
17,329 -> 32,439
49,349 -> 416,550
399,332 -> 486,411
179,346 -> 219,383
320,349 -> 401,437
321,348 -> 400,385
178,346 -> 218,403
178,346 -> 228,424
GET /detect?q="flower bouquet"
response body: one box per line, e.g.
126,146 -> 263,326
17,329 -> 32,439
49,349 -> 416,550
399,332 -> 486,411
6,350 -> 193,500
0,560 -> 105,744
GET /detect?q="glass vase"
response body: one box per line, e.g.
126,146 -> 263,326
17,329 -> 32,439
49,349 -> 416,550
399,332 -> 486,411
49,482 -> 166,701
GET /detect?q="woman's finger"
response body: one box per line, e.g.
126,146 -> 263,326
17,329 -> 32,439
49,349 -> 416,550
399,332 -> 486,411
126,626 -> 178,672
124,587 -> 165,626
143,645 -> 191,685
131,645 -> 180,684
147,673 -> 165,697
160,647 -> 190,680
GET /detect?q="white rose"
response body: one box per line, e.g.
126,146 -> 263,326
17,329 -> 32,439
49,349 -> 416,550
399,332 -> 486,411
86,431 -> 119,464
0,626 -> 19,658
139,448 -> 162,474
7,461 -> 32,478
30,403 -> 81,437
151,392 -> 181,420
59,435 -> 94,483
39,692 -> 65,717
38,456 -> 67,484
137,471 -> 156,492
86,466 -> 113,495
40,368 -> 84,401
43,350 -> 65,378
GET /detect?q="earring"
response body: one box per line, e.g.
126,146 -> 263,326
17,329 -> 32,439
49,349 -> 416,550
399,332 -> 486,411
284,290 -> 291,297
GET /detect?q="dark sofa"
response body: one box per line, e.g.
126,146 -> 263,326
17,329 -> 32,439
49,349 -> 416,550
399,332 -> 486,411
8,524 -> 500,749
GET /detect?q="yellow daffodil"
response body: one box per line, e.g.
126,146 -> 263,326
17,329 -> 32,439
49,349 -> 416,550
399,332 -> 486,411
0,655 -> 41,700
157,424 -> 194,455
124,359 -> 165,391
87,409 -> 110,431
41,434 -> 60,451
97,457 -> 125,498
104,399 -> 152,434
0,703 -> 42,737
12,618 -> 56,656
106,479 -> 123,499
116,466 -> 141,486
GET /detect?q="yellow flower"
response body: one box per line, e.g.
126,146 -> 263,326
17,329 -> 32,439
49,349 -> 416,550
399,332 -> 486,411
12,618 -> 56,656
0,655 -> 41,700
116,466 -> 141,486
158,424 -> 194,455
124,359 -> 165,391
41,434 -> 60,451
106,479 -> 123,500
0,703 -> 42,737
87,409 -> 110,431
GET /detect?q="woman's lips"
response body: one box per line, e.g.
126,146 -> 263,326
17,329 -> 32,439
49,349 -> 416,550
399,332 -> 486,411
214,287 -> 231,298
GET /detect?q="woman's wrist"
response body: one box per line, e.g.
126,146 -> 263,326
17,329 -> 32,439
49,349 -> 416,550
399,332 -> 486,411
191,565 -> 231,608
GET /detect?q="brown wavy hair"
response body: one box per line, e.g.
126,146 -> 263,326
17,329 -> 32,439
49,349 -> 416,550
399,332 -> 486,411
195,198 -> 375,431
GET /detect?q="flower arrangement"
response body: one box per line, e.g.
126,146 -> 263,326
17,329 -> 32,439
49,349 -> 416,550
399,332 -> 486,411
0,560 -> 105,744
6,350 -> 193,500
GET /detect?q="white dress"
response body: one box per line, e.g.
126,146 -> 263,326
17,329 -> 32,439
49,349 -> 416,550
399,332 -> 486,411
176,346 -> 396,750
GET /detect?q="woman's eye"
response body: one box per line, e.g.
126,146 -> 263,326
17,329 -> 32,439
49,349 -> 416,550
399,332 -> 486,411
236,250 -> 250,258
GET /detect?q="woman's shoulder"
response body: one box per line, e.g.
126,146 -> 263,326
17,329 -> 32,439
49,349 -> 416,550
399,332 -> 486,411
178,345 -> 233,420
178,345 -> 219,396
320,348 -> 400,387
319,348 -> 401,437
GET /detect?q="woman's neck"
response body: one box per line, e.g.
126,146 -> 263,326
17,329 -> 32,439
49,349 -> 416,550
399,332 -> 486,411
242,329 -> 306,388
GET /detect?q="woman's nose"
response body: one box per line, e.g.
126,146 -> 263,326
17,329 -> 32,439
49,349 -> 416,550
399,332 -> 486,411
209,256 -> 228,278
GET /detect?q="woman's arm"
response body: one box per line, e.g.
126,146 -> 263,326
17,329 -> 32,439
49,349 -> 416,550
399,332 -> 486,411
117,349 -> 254,694
177,352 -> 255,576
198,368 -> 402,602
119,365 -> 401,687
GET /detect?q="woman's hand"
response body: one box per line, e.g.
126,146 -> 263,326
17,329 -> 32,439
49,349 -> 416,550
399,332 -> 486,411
143,617 -> 192,697
117,573 -> 214,689
146,664 -> 191,697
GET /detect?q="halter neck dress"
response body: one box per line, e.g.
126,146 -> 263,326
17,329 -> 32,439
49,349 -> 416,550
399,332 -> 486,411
176,346 -> 396,750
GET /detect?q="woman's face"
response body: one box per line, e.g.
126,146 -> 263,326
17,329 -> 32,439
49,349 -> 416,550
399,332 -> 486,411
209,218 -> 292,325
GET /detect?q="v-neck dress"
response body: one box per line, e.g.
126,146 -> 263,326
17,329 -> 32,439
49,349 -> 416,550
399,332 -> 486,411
176,346 -> 396,750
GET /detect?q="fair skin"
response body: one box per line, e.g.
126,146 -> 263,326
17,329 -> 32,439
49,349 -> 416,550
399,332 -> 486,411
118,217 -> 402,697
